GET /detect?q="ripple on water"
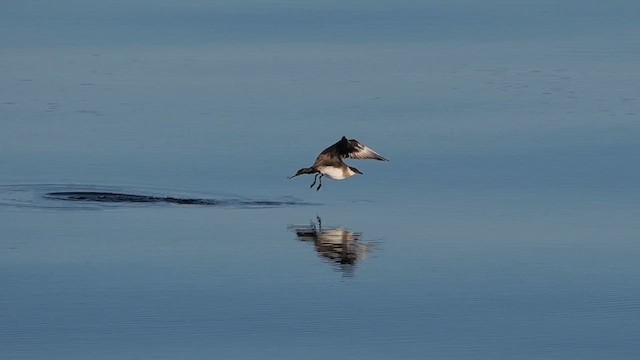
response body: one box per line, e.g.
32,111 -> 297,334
0,184 -> 315,210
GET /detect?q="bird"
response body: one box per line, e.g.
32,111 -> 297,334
288,136 -> 388,191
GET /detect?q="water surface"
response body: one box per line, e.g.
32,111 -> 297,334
1,1 -> 639,359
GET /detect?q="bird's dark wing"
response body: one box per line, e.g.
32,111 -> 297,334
319,136 -> 388,161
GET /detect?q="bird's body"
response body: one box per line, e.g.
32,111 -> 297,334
316,165 -> 357,180
289,136 -> 388,190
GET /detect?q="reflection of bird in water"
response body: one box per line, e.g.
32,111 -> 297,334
288,136 -> 388,191
289,216 -> 373,276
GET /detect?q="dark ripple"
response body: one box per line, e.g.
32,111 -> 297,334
44,191 -> 305,207
0,185 -> 314,210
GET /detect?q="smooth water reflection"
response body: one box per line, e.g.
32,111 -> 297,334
289,216 -> 374,277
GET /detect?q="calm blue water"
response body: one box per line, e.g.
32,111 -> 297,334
1,1 -> 640,359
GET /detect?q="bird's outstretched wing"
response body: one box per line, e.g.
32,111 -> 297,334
320,136 -> 388,161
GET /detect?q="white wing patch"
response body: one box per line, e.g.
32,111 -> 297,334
346,141 -> 388,161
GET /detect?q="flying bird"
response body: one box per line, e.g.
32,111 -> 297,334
288,136 -> 388,191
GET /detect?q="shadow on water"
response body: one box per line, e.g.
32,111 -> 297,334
0,184 -> 315,209
289,216 -> 376,277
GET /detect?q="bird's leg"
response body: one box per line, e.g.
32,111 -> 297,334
316,175 -> 323,191
309,173 -> 319,189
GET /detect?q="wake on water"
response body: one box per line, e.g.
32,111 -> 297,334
0,184 -> 314,210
